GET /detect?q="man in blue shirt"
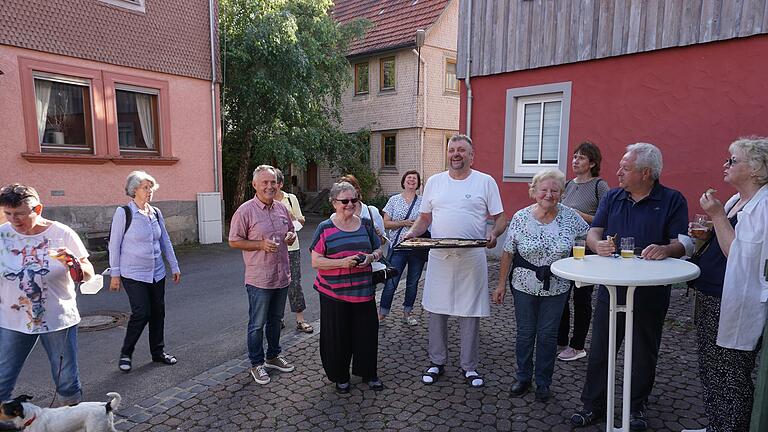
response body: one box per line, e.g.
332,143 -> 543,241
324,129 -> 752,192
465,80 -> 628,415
571,143 -> 688,431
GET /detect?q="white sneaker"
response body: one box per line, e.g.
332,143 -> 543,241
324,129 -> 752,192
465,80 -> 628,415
681,429 -> 706,432
404,315 -> 418,326
558,347 -> 587,361
250,364 -> 270,384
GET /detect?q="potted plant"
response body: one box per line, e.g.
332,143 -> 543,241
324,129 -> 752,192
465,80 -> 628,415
47,94 -> 69,145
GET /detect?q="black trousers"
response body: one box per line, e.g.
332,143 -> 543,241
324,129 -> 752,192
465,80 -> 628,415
557,284 -> 594,350
120,276 -> 166,358
319,295 -> 379,384
580,292 -> 669,413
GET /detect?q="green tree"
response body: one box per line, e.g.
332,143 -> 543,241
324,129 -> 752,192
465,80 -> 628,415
219,0 -> 370,215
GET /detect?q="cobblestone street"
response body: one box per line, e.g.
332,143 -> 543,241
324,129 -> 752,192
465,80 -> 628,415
116,258 -> 706,431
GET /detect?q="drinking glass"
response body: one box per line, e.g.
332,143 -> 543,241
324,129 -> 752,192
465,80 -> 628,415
690,214 -> 710,239
271,233 -> 282,247
48,237 -> 64,258
620,237 -> 635,258
573,239 -> 586,259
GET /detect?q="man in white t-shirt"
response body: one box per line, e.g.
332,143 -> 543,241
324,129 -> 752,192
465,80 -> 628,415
0,184 -> 94,407
404,134 -> 506,387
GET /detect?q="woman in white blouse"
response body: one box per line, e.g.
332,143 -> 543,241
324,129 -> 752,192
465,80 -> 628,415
684,137 -> 768,432
492,169 -> 588,403
379,170 -> 425,324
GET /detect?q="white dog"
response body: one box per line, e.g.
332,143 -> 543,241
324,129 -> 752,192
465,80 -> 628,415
0,392 -> 121,432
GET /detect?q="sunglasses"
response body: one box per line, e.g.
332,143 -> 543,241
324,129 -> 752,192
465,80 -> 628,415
335,198 -> 359,205
725,157 -> 741,168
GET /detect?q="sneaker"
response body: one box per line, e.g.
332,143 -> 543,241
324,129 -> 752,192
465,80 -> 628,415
335,382 -> 350,394
265,355 -> 295,372
571,409 -> 601,428
681,429 -> 706,432
558,347 -> 587,361
366,377 -> 384,391
630,410 -> 648,431
250,364 -> 270,384
403,315 -> 418,326
118,355 -> 132,372
557,344 -> 567,353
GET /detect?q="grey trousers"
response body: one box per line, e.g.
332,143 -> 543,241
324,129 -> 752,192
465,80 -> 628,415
428,312 -> 480,371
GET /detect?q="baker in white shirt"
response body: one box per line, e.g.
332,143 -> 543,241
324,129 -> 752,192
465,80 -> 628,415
404,134 -> 506,388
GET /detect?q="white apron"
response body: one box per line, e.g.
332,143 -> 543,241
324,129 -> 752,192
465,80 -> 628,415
422,247 -> 490,317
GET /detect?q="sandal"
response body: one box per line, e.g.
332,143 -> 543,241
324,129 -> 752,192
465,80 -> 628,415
421,364 -> 444,385
152,353 -> 178,365
296,321 -> 314,333
119,356 -> 131,372
461,369 -> 484,388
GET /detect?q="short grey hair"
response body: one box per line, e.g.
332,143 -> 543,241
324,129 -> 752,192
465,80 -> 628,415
730,136 -> 768,185
528,168 -> 566,199
626,142 -> 663,180
329,181 -> 357,203
125,171 -> 159,197
448,134 -> 473,149
274,168 -> 285,184
252,165 -> 276,181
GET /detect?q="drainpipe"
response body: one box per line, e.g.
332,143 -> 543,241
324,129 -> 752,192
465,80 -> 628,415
465,0 -> 473,138
208,0 -> 220,192
414,29 -> 427,178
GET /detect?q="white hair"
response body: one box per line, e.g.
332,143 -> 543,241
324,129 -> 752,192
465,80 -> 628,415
528,168 -> 566,199
730,136 -> 768,185
125,171 -> 159,197
252,164 -> 276,181
329,181 -> 357,203
626,143 -> 663,180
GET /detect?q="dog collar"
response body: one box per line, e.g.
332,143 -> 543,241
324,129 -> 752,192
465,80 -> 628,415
23,415 -> 36,428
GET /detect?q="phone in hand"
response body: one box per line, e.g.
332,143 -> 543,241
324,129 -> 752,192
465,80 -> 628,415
351,254 -> 367,265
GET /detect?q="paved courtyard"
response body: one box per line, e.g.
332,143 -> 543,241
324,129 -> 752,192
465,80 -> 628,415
115,258 -> 708,431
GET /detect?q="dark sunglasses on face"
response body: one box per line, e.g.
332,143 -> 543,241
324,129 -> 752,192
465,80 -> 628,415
725,157 -> 740,167
335,198 -> 359,205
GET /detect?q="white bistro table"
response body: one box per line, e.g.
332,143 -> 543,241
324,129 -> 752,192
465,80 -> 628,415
550,255 -> 700,432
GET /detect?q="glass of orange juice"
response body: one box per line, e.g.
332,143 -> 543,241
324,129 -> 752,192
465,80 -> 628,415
573,239 -> 586,259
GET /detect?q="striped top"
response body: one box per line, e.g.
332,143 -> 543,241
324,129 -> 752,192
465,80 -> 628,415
562,177 -> 609,216
309,218 -> 380,303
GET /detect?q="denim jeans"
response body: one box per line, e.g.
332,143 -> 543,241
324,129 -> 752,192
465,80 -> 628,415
0,326 -> 82,403
246,285 -> 288,366
512,289 -> 569,388
379,250 -> 425,316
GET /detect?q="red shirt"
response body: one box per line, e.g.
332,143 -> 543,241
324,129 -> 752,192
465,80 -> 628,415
229,197 -> 293,288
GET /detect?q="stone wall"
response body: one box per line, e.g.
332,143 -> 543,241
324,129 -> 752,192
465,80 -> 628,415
44,200 -> 198,251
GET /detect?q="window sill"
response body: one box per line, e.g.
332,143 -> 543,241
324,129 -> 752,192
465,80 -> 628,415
379,167 -> 398,174
111,155 -> 179,165
22,153 -> 112,164
22,153 -> 179,165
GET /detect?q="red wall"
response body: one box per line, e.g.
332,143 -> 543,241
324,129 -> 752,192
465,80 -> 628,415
461,35 -> 768,218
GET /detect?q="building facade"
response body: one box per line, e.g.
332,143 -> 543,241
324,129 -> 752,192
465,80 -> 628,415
0,0 -> 222,248
458,0 -> 768,215
304,0 -> 460,198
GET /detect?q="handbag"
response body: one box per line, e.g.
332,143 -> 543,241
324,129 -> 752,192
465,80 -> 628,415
362,219 -> 399,285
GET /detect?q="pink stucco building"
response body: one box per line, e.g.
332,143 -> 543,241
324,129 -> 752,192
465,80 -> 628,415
0,0 -> 222,248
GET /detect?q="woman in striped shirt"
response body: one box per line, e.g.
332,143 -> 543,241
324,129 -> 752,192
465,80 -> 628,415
310,181 -> 384,394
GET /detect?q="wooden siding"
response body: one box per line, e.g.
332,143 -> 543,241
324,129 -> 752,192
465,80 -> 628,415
457,0 -> 768,78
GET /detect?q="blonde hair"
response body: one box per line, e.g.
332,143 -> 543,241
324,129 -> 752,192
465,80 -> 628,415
730,136 -> 768,185
528,169 -> 566,199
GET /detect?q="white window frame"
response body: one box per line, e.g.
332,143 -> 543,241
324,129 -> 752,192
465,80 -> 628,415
503,82 -> 571,181
99,0 -> 146,13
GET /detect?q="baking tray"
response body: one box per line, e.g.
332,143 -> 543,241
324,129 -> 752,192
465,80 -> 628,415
395,238 -> 489,249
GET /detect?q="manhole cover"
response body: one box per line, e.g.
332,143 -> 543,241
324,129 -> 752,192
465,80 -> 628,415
79,311 -> 128,332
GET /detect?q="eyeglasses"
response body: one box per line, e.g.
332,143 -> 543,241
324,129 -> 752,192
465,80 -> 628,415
725,157 -> 741,167
334,198 -> 359,205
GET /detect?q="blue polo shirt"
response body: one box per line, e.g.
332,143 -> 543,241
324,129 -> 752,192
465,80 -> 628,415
591,182 -> 688,308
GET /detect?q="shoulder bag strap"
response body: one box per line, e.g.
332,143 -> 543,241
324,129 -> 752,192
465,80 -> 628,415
393,195 -> 419,247
122,205 -> 132,235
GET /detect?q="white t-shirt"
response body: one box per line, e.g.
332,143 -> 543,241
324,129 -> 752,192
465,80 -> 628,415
0,222 -> 87,334
420,170 -> 504,237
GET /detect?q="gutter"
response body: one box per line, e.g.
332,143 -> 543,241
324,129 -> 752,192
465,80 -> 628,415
464,0 -> 473,138
208,0 -> 220,192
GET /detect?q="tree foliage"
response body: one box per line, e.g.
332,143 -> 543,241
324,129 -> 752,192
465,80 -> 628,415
219,0 -> 370,214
